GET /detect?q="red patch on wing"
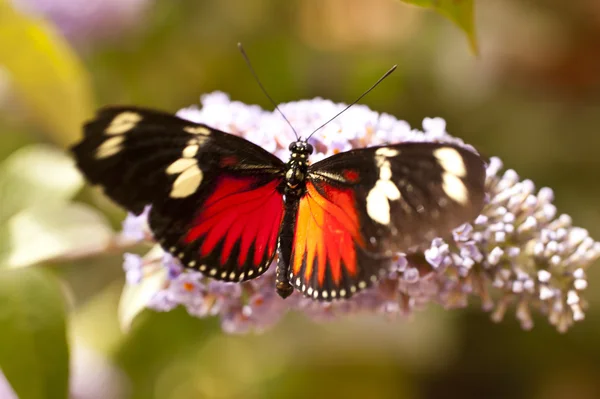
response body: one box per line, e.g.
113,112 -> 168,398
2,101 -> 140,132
184,176 -> 284,268
220,155 -> 238,167
342,169 -> 360,183
292,181 -> 364,287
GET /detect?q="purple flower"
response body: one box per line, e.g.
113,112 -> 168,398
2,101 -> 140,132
122,253 -> 143,285
119,92 -> 600,334
120,205 -> 151,242
162,253 -> 183,280
12,0 -> 151,44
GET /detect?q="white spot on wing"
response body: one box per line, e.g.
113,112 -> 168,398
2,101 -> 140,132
442,173 -> 468,204
434,147 -> 466,177
170,165 -> 203,198
379,161 -> 392,180
366,187 -> 391,225
105,112 -> 141,135
375,147 -> 400,157
366,158 -> 401,225
184,126 -> 211,135
166,158 -> 197,174
96,136 -> 124,159
380,179 -> 400,200
182,144 -> 199,158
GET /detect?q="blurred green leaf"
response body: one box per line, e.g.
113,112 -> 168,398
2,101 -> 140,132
400,0 -> 478,54
5,202 -> 113,268
0,267 -> 69,399
0,0 -> 94,147
115,308 -> 218,399
118,248 -> 168,332
0,144 -> 83,224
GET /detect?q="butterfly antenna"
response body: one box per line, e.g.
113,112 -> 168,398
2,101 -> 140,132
306,64 -> 397,141
238,43 -> 300,140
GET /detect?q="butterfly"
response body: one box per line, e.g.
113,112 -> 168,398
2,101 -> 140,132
70,105 -> 486,302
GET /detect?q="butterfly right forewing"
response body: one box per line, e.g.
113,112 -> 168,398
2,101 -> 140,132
287,142 -> 486,300
309,142 -> 486,255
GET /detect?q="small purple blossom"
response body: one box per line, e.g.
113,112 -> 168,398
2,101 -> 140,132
146,290 -> 177,312
162,253 -> 183,280
120,206 -> 151,242
119,92 -> 600,334
122,253 -> 143,285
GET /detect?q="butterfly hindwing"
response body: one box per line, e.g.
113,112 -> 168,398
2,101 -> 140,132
150,173 -> 285,281
71,107 -> 286,281
289,179 -> 392,300
289,142 -> 486,300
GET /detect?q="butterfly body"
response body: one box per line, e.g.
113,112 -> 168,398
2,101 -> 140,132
72,107 -> 487,302
275,140 -> 313,298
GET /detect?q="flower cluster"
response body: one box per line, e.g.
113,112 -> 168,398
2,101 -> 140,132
119,92 -> 599,334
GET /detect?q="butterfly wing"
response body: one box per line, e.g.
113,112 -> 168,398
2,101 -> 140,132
289,142 -> 486,300
71,107 -> 286,281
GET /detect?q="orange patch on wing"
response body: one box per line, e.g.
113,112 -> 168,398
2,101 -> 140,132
292,181 -> 364,287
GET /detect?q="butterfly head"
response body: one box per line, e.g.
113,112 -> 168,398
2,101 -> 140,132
285,140 -> 313,191
289,140 -> 313,156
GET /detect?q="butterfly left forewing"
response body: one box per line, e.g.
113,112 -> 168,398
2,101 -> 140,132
289,142 -> 486,300
71,106 -> 287,282
72,106 -> 284,213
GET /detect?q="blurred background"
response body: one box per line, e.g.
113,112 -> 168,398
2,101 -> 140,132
2,0 -> 600,398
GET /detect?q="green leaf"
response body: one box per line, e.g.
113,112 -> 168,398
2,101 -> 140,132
6,202 -> 113,268
115,308 -> 218,399
0,0 -> 94,147
0,144 -> 83,224
0,267 -> 69,399
400,0 -> 478,54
